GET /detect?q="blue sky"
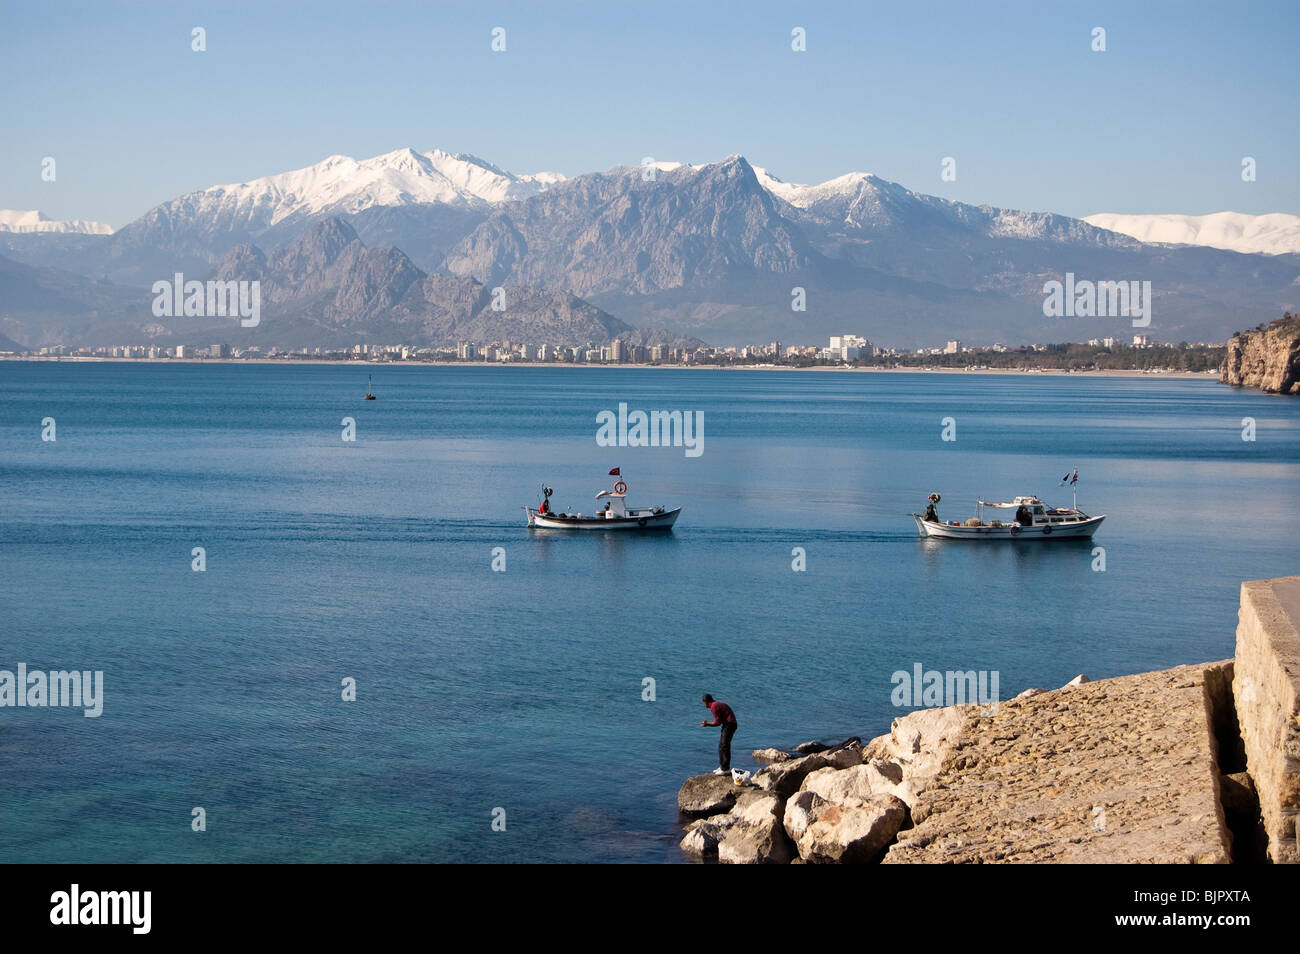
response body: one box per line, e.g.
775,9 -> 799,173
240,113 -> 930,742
3,0 -> 1297,228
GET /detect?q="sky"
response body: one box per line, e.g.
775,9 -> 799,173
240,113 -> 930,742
2,0 -> 1297,229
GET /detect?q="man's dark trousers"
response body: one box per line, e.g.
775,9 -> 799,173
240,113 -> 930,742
719,721 -> 737,772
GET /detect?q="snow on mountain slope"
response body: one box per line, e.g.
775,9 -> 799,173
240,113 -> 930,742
751,166 -> 875,209
750,165 -> 1130,246
151,147 -> 565,232
0,210 -> 113,234
1083,211 -> 1300,256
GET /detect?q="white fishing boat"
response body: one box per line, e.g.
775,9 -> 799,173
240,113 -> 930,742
525,471 -> 681,531
912,487 -> 1104,540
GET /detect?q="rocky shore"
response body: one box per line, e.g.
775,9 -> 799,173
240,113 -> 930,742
1220,315 -> 1300,394
677,574 -> 1300,864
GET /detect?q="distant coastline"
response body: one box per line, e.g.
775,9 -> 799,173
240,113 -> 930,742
0,356 -> 1223,379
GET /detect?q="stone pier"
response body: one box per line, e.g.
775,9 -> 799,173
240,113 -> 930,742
1232,575 -> 1300,864
882,663 -> 1232,863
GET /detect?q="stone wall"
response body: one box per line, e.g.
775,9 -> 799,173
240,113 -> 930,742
1233,575 -> 1300,863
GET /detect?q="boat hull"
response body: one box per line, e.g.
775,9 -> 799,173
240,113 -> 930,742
912,514 -> 1104,540
526,507 -> 681,531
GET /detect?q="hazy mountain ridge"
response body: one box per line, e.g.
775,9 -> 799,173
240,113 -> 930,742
0,254 -> 153,349
4,147 -> 1298,348
0,220 -> 670,351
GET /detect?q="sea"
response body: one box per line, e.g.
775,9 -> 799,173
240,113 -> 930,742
1,361 -> 1296,863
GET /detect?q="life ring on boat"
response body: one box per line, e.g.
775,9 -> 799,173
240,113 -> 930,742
1042,525 -> 1053,535
613,481 -> 627,495
638,517 -> 647,527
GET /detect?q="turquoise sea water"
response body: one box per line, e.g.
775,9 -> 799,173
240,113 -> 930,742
1,362 -> 1297,862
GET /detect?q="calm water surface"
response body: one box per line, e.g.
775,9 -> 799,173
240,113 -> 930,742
1,362 -> 1296,862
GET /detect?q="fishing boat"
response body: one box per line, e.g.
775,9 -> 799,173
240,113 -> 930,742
364,375 -> 376,400
912,487 -> 1104,540
525,470 -> 681,531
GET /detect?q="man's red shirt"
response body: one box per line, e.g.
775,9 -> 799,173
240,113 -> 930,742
707,701 -> 737,726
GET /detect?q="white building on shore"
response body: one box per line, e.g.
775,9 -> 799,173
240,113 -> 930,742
826,334 -> 870,361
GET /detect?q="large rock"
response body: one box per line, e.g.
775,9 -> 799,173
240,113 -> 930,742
731,790 -> 784,826
863,705 -> 969,782
802,764 -> 877,804
801,758 -> 912,810
718,815 -> 794,864
681,814 -> 740,860
822,740 -> 863,769
754,752 -> 830,798
752,747 -> 795,764
783,790 -> 826,842
796,794 -> 908,863
678,774 -> 740,818
708,789 -> 796,864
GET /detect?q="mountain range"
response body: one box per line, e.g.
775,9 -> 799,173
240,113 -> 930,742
2,148 -> 1297,351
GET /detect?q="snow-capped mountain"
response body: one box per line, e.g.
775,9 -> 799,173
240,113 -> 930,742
100,147 -> 565,284
753,166 -> 1135,246
132,146 -> 563,235
1083,212 -> 1300,256
0,210 -> 113,234
191,147 -> 564,225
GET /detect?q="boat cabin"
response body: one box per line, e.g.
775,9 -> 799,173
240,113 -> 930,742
594,490 -> 629,518
973,495 -> 1091,527
1012,496 -> 1041,527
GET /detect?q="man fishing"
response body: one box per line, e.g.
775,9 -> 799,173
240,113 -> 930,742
700,694 -> 738,775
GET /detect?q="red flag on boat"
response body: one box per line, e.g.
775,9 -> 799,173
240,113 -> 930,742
608,467 -> 620,476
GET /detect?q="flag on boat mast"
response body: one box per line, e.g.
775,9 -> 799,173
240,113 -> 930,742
608,467 -> 620,476
1061,469 -> 1078,486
